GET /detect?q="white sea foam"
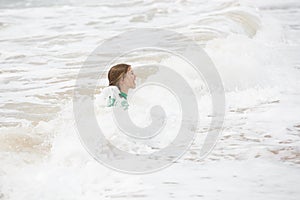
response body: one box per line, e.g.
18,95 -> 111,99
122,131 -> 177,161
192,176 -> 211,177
1,0 -> 300,199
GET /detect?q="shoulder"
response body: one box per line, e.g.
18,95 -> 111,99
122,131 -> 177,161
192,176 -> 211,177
101,86 -> 120,96
96,86 -> 119,107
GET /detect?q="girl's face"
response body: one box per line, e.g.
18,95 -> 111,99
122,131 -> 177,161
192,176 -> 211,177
121,68 -> 136,89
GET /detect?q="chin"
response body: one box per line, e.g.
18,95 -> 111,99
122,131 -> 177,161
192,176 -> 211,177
131,82 -> 136,89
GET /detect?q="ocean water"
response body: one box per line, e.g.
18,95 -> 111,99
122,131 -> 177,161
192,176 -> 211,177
0,0 -> 300,199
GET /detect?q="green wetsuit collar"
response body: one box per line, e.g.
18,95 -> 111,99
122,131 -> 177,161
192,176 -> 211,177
119,91 -> 127,100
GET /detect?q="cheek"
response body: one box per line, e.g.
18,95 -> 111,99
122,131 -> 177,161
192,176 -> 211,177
125,77 -> 132,85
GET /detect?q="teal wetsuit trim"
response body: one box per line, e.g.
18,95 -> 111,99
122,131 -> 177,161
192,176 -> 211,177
119,92 -> 127,100
107,96 -> 116,107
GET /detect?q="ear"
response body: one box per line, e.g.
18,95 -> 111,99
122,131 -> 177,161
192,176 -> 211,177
118,77 -> 124,85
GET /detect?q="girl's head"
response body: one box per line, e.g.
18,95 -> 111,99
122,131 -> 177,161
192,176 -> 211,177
108,63 -> 136,90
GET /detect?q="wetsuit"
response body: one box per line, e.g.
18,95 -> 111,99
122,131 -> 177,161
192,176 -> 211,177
98,86 -> 129,110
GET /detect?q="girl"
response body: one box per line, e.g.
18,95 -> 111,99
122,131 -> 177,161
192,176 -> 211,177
99,64 -> 136,110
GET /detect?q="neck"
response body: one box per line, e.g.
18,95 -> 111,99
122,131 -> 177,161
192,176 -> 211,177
119,85 -> 128,95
